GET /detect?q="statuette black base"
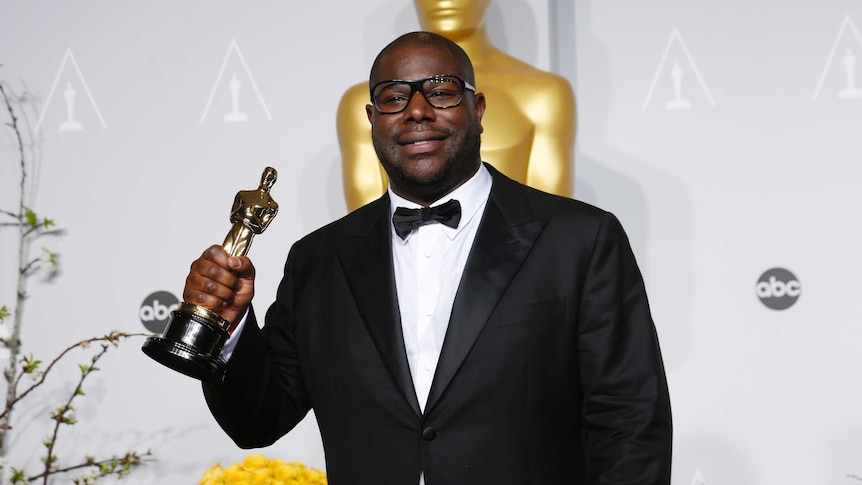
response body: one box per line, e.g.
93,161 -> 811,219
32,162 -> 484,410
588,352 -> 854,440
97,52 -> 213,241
142,303 -> 230,382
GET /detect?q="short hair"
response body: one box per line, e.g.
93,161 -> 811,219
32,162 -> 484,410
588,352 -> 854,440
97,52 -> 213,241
369,31 -> 476,87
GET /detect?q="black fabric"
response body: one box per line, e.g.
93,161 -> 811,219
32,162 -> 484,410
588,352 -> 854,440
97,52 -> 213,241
391,199 -> 461,239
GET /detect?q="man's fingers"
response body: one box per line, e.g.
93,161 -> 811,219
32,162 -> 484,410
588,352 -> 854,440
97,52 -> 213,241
184,248 -> 242,310
231,256 -> 256,281
182,287 -> 228,310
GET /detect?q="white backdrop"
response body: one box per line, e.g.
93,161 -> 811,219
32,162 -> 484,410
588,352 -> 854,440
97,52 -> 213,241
568,2 -> 862,485
0,1 -> 551,483
2,1 -> 862,484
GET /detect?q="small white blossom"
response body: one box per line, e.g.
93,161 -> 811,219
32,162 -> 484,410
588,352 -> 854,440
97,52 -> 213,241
38,246 -> 57,276
74,466 -> 100,485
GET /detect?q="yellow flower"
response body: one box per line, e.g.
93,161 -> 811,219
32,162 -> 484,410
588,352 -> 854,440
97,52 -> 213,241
201,463 -> 224,475
223,464 -> 249,485
243,455 -> 270,470
301,469 -> 321,482
199,455 -> 325,485
249,469 -> 271,485
199,464 -> 225,485
272,465 -> 297,481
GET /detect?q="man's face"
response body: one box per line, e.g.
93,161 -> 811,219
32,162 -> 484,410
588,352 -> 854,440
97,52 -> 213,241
366,44 -> 486,205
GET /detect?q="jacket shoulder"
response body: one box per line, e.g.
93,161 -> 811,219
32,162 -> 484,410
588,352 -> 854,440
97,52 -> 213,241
489,164 -> 612,224
291,195 -> 388,252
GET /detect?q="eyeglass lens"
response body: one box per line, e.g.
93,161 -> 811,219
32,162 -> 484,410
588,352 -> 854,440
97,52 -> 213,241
373,76 -> 466,113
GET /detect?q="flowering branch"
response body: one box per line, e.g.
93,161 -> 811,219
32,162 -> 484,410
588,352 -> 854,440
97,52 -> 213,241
0,331 -> 152,484
0,332 -> 146,425
1,72 -> 152,483
23,451 -> 153,484
0,77 -> 57,457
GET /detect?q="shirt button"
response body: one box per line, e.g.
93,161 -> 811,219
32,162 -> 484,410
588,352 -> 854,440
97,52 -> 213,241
422,427 -> 437,441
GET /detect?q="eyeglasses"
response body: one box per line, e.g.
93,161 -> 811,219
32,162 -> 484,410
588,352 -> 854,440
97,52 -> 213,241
370,74 -> 476,114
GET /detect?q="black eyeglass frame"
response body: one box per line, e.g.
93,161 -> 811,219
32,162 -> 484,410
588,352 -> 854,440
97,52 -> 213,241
370,74 -> 477,114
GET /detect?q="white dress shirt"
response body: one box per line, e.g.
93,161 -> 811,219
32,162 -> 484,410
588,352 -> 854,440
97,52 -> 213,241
387,164 -> 491,412
388,164 -> 491,485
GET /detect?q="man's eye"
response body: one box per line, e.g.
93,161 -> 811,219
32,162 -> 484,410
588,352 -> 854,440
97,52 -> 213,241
428,90 -> 456,100
382,94 -> 408,105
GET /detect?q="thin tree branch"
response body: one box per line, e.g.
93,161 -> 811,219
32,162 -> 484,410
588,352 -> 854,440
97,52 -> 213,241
0,332 -> 149,424
26,451 -> 153,483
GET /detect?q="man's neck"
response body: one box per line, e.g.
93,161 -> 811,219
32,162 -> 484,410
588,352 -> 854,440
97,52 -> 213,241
390,162 -> 483,207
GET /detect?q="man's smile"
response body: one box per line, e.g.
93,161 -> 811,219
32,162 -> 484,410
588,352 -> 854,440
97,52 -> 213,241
397,130 -> 448,154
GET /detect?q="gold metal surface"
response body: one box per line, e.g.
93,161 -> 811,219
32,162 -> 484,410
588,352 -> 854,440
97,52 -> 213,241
222,167 -> 279,257
178,302 -> 230,330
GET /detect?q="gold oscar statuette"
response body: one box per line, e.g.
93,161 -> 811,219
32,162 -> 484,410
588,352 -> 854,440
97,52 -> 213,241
142,167 -> 279,381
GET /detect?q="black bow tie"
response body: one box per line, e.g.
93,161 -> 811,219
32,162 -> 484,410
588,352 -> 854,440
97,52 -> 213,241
392,199 -> 462,240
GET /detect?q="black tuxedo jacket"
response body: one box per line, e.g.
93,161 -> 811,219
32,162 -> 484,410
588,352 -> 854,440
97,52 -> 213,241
204,164 -> 672,485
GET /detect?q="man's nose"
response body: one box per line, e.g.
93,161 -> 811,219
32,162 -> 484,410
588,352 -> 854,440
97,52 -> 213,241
403,90 -> 435,121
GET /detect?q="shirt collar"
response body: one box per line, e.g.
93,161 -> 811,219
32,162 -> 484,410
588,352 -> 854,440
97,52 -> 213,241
388,163 -> 492,241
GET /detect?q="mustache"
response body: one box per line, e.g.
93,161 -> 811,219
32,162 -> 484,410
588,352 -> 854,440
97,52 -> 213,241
395,125 -> 450,143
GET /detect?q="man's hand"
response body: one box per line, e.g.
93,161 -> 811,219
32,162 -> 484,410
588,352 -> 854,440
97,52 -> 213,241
182,245 -> 255,332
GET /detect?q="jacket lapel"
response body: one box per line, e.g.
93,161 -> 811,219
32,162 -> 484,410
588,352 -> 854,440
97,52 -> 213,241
336,197 -> 422,418
424,166 -> 547,413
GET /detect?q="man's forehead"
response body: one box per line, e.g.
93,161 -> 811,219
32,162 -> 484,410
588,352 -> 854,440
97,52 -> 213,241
373,44 -> 462,81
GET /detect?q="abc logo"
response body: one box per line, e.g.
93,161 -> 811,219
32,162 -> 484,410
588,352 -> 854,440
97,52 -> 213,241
756,268 -> 801,310
140,291 -> 179,333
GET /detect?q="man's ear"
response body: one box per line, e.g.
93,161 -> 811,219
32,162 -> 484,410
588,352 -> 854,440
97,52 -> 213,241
366,104 -> 374,123
474,92 -> 486,134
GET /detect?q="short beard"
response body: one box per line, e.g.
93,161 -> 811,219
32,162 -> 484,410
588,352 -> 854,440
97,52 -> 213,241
376,123 -> 482,202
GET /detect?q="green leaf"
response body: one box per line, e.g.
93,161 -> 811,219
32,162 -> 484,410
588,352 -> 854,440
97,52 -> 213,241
10,468 -> 26,483
21,354 -> 42,373
25,208 -> 37,229
43,217 -> 55,228
0,304 -> 10,321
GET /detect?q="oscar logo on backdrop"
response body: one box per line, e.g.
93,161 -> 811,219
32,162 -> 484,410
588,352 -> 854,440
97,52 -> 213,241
142,167 -> 278,381
839,49 -> 862,98
666,62 -> 692,110
336,0 -> 576,210
224,73 -> 250,123
642,28 -> 716,111
59,82 -> 84,132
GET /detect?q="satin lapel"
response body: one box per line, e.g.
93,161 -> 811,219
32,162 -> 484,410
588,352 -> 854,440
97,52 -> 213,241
336,199 -> 422,418
424,178 -> 546,413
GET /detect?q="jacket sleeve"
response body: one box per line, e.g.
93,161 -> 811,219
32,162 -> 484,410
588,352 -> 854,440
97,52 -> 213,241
577,212 -> 673,484
202,248 -> 312,448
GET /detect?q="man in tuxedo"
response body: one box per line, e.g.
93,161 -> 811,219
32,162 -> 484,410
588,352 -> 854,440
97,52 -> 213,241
187,32 -> 672,484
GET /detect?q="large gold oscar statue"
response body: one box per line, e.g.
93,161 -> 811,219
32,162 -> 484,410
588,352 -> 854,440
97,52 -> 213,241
337,0 -> 576,210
